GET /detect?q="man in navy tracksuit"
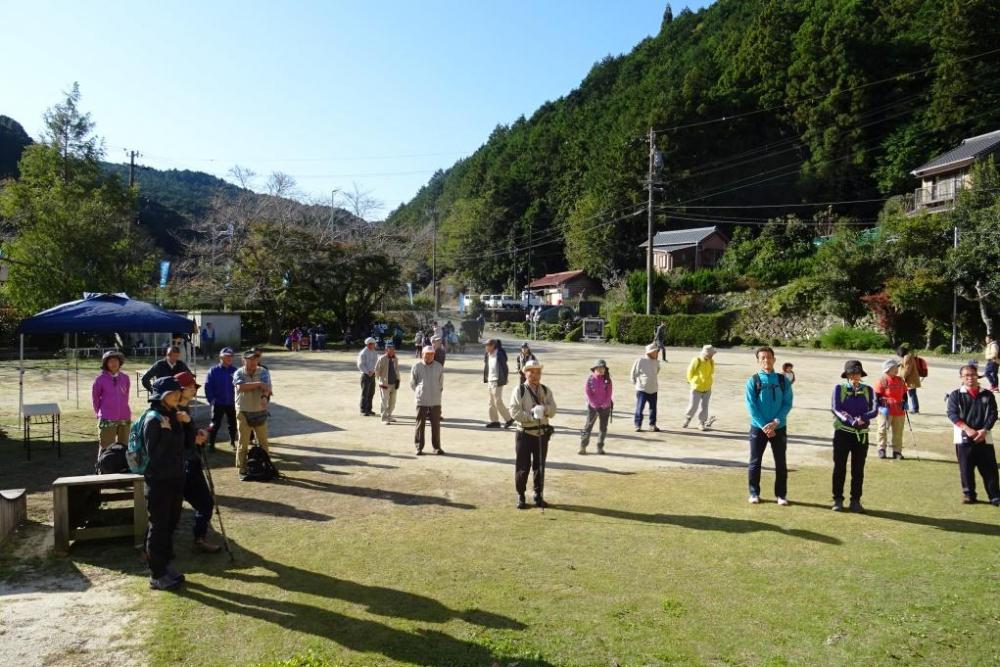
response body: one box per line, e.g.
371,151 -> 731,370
744,347 -> 794,505
946,364 -> 1000,506
830,360 -> 878,512
204,347 -> 237,450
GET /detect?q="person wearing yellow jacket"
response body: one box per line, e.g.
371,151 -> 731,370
684,345 -> 717,430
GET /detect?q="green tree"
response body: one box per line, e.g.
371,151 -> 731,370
948,158 -> 1000,335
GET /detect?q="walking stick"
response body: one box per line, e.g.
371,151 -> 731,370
198,445 -> 236,563
903,411 -> 921,462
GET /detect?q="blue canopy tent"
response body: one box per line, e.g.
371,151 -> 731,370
17,293 -> 195,425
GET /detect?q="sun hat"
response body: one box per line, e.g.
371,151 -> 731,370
701,345 -> 716,357
521,341 -> 531,349
422,345 -> 435,355
219,347 -> 234,357
149,376 -> 182,402
364,337 -> 377,345
522,359 -> 543,371
101,350 -> 125,370
841,360 -> 867,379
645,343 -> 659,354
591,359 -> 607,371
242,349 -> 257,359
385,341 -> 396,348
882,359 -> 899,374
173,371 -> 201,389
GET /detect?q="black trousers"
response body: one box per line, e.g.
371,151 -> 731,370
360,374 -> 376,413
183,457 -> 214,539
515,430 -> 550,497
832,429 -> 869,502
145,477 -> 184,578
955,441 -> 1000,501
209,404 -> 237,445
748,426 -> 788,499
414,405 -> 442,451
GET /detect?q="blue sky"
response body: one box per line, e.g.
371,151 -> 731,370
0,1 -> 711,215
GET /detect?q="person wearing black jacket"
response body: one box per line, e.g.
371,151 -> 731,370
483,339 -> 514,429
946,364 -> 1000,506
515,342 -> 537,385
174,371 -> 222,554
141,347 -> 191,393
142,376 -> 188,590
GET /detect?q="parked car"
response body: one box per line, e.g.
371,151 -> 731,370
520,290 -> 544,308
499,294 -> 521,309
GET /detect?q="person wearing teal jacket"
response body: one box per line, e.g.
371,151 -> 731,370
744,347 -> 794,505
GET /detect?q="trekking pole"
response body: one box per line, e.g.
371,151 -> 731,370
198,445 -> 235,563
903,411 -> 921,462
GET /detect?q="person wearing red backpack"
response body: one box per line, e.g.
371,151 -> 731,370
874,359 -> 908,459
897,345 -> 923,414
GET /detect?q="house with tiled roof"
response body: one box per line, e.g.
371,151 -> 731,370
638,226 -> 728,273
527,270 -> 602,305
908,129 -> 1000,214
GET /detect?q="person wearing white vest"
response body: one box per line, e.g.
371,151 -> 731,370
630,343 -> 661,432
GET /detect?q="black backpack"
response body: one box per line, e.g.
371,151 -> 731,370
244,445 -> 279,481
95,443 -> 130,475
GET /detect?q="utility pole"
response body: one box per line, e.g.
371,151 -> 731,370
952,226 -> 959,354
645,127 -> 656,316
430,208 -> 438,317
125,149 -> 140,188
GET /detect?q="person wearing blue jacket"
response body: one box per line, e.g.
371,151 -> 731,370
204,347 -> 238,451
744,347 -> 794,505
830,360 -> 879,512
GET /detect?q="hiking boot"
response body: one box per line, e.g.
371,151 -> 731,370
848,501 -> 865,513
877,449 -> 886,459
776,497 -> 790,506
149,574 -> 182,591
651,426 -> 661,433
516,495 -> 529,510
831,501 -> 843,512
578,445 -> 587,455
415,449 -> 425,456
485,422 -> 502,429
893,452 -> 905,460
534,496 -> 548,509
748,495 -> 760,504
193,538 -> 222,554
962,495 -> 976,504
990,498 -> 1000,506
165,562 -> 185,584
682,417 -> 691,429
503,419 -> 515,429
597,445 -> 605,455
635,427 -> 643,432
434,448 -> 445,455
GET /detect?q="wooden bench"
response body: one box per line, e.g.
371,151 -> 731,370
23,403 -> 61,460
52,474 -> 147,556
0,489 -> 27,545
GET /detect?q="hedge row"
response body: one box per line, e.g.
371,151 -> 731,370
609,311 -> 737,346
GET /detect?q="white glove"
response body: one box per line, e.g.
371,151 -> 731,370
531,405 -> 546,420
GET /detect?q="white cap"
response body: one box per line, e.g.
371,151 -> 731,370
364,337 -> 377,345
645,343 -> 659,354
422,345 -> 435,355
701,344 -> 716,357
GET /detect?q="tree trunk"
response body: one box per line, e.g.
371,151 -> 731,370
975,280 -> 994,337
923,318 -> 934,350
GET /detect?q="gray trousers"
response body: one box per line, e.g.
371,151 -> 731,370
581,406 -> 611,449
685,389 -> 712,424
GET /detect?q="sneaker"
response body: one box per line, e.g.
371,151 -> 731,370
193,538 -> 222,554
848,501 -> 865,513
962,495 -> 976,504
149,574 -> 182,591
238,471 -> 248,481
229,441 -> 237,450
597,446 -> 605,455
415,449 -> 425,456
893,452 -> 905,460
831,501 -> 843,512
682,417 -> 691,429
651,426 -> 661,433
776,497 -> 790,506
503,419 -> 515,429
748,495 -> 760,504
990,498 -> 1000,506
635,427 -> 643,432
434,448 -> 445,455
485,422 -> 502,429
698,422 -> 707,431
877,449 -> 886,459
516,495 -> 529,510
578,446 -> 587,455
165,562 -> 185,584
534,496 -> 548,509
704,416 -> 717,429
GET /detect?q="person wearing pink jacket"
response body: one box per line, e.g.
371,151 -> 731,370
580,359 -> 613,455
92,350 -> 132,454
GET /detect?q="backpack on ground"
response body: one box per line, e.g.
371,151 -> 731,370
244,445 -> 279,481
126,408 -> 161,474
916,356 -> 929,378
96,443 -> 129,475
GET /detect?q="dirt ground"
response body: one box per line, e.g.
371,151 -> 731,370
0,335 -> 968,664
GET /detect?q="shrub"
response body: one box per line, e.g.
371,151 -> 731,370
668,268 -> 741,294
819,325 -> 890,351
564,325 -> 583,342
610,311 -> 737,346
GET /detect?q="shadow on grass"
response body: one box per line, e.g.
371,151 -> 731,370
603,451 -> 774,470
443,451 -> 635,476
554,504 -> 842,545
278,476 -> 476,510
275,442 -> 413,459
215,495 -> 334,522
793,501 -> 1000,537
174,542 -> 551,667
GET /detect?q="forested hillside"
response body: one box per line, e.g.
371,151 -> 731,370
387,0 -> 1000,289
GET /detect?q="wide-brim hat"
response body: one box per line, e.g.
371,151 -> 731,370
522,359 -> 543,372
174,371 -> 201,389
591,359 -> 607,371
149,376 -> 182,401
520,342 -> 531,349
101,350 -> 125,370
701,345 -> 716,357
421,345 -> 435,355
881,359 -> 899,374
645,343 -> 659,354
841,359 -> 867,378
364,337 -> 377,345
242,349 -> 257,359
